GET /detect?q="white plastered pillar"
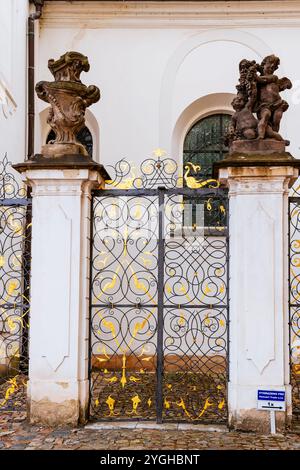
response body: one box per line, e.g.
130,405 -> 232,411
19,167 -> 105,426
219,165 -> 298,432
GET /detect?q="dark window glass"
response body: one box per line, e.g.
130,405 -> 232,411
46,126 -> 93,158
183,114 -> 231,228
183,114 -> 231,179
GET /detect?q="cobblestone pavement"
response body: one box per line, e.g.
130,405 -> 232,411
1,412 -> 300,450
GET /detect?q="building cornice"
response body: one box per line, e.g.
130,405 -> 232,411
41,1 -> 300,29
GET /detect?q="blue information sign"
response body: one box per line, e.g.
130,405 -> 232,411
257,389 -> 286,411
257,390 -> 285,402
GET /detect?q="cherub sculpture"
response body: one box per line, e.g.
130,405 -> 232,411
228,54 -> 292,147
255,55 -> 292,140
228,93 -> 258,142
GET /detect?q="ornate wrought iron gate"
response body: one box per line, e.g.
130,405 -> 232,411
0,156 -> 31,411
289,192 -> 300,423
89,157 -> 229,423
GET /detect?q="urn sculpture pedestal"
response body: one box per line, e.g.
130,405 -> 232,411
35,51 -> 100,159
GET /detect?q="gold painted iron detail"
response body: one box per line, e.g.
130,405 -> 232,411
90,154 -> 228,423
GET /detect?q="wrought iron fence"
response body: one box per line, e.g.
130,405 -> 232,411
89,155 -> 229,423
289,184 -> 300,422
0,156 -> 31,411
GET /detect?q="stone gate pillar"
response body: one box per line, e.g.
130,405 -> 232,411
13,51 -> 109,426
14,161 -> 108,426
217,153 -> 299,432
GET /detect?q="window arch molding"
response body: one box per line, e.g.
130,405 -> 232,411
171,92 -> 235,161
39,107 -> 100,161
159,29 -> 273,150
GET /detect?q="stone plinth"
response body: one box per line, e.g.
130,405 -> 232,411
230,139 -> 286,155
216,154 -> 300,433
14,157 -> 108,426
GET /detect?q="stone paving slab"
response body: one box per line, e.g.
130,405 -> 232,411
177,423 -> 227,432
86,422 -> 226,432
85,421 -> 229,432
0,412 -> 300,450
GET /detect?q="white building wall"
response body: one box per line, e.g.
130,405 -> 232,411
0,0 -> 28,162
34,1 -> 300,169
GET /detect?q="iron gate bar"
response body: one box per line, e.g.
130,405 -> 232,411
0,303 -> 30,309
156,187 -> 165,423
288,197 -> 300,203
92,188 -> 228,197
289,195 -> 292,371
20,197 -> 32,373
91,303 -> 228,309
87,188 -> 95,418
225,195 -> 230,384
0,199 -> 31,206
289,196 -> 300,421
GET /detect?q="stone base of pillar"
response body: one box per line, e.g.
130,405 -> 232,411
30,400 -> 79,427
228,384 -> 292,433
229,409 -> 287,433
14,158 -> 109,427
27,379 -> 89,426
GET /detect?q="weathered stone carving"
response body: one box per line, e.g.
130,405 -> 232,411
228,55 -> 292,153
35,51 -> 100,157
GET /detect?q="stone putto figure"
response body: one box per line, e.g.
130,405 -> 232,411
35,51 -> 100,158
228,54 -> 292,149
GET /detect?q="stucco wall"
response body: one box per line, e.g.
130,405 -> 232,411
0,0 -> 28,162
2,1 -> 300,168
33,1 -> 300,168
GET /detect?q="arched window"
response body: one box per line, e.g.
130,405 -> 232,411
183,114 -> 231,179
183,113 -> 231,228
46,126 -> 93,158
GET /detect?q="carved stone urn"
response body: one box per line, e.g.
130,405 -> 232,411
36,51 -> 100,158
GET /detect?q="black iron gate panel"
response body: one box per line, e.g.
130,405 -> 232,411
162,190 -> 228,422
0,156 -> 31,412
289,195 -> 300,422
90,191 -> 159,420
89,157 -> 229,423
